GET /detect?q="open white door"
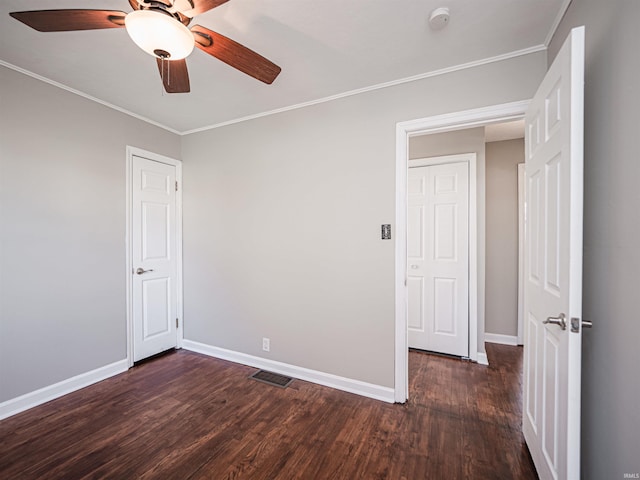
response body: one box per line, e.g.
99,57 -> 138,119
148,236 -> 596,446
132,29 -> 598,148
523,26 -> 584,480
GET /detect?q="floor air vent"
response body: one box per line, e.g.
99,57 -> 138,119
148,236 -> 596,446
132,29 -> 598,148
250,370 -> 294,388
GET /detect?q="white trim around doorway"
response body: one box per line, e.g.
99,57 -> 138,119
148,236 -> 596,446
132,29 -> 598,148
394,100 -> 529,403
125,146 -> 184,368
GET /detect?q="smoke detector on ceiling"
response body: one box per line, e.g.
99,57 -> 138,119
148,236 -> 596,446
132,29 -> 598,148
429,7 -> 450,30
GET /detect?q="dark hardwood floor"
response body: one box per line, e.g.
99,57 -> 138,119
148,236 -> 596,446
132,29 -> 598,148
0,344 -> 537,479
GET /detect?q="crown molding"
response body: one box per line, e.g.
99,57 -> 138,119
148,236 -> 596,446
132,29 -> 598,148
183,45 -> 546,135
545,0 -> 573,47
3,43 -> 546,136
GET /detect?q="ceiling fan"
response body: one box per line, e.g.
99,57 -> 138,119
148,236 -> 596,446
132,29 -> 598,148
9,0 -> 282,93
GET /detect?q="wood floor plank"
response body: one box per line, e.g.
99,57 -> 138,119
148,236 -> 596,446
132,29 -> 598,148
0,344 -> 537,479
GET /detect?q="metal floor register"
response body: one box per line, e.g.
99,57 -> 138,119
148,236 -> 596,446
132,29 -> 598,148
249,370 -> 294,388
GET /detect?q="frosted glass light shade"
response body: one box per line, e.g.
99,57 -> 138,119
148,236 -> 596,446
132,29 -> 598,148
125,10 -> 194,60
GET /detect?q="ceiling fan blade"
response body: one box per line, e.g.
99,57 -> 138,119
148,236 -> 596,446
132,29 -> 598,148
10,10 -> 127,32
156,58 -> 191,93
191,25 -> 281,84
182,0 -> 229,17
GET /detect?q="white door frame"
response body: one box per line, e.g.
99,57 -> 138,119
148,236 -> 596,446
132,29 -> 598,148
125,146 -> 184,367
408,154 -> 476,358
517,163 -> 525,345
394,100 -> 529,402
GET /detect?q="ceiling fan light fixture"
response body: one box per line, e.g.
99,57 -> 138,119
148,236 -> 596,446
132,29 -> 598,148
125,9 -> 194,60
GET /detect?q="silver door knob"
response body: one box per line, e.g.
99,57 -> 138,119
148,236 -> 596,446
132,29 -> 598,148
136,267 -> 154,275
543,313 -> 567,330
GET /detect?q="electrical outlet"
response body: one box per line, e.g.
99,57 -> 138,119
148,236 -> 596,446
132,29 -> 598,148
262,337 -> 270,352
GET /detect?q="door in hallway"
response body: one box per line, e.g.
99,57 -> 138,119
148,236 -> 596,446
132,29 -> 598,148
408,160 -> 469,357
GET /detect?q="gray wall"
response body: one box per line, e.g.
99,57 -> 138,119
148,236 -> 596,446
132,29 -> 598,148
549,0 -> 640,477
0,66 -> 181,402
409,128 -> 488,352
485,139 -> 523,337
409,128 -> 485,160
181,51 -> 546,388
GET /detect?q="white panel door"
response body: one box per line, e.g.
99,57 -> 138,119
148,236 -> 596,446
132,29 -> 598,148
408,161 -> 469,357
523,27 -> 584,480
132,155 -> 178,362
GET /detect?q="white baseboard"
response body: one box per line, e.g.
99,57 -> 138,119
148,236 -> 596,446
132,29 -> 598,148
183,340 -> 395,403
484,333 -> 519,346
0,359 -> 128,421
476,352 -> 489,366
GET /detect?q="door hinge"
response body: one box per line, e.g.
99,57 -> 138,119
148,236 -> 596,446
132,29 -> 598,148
176,318 -> 179,328
175,181 -> 178,192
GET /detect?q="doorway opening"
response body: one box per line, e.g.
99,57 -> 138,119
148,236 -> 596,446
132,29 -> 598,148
394,100 -> 528,402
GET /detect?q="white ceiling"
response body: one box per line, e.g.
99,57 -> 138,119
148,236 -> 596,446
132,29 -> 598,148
485,119 -> 525,142
0,0 -> 567,134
